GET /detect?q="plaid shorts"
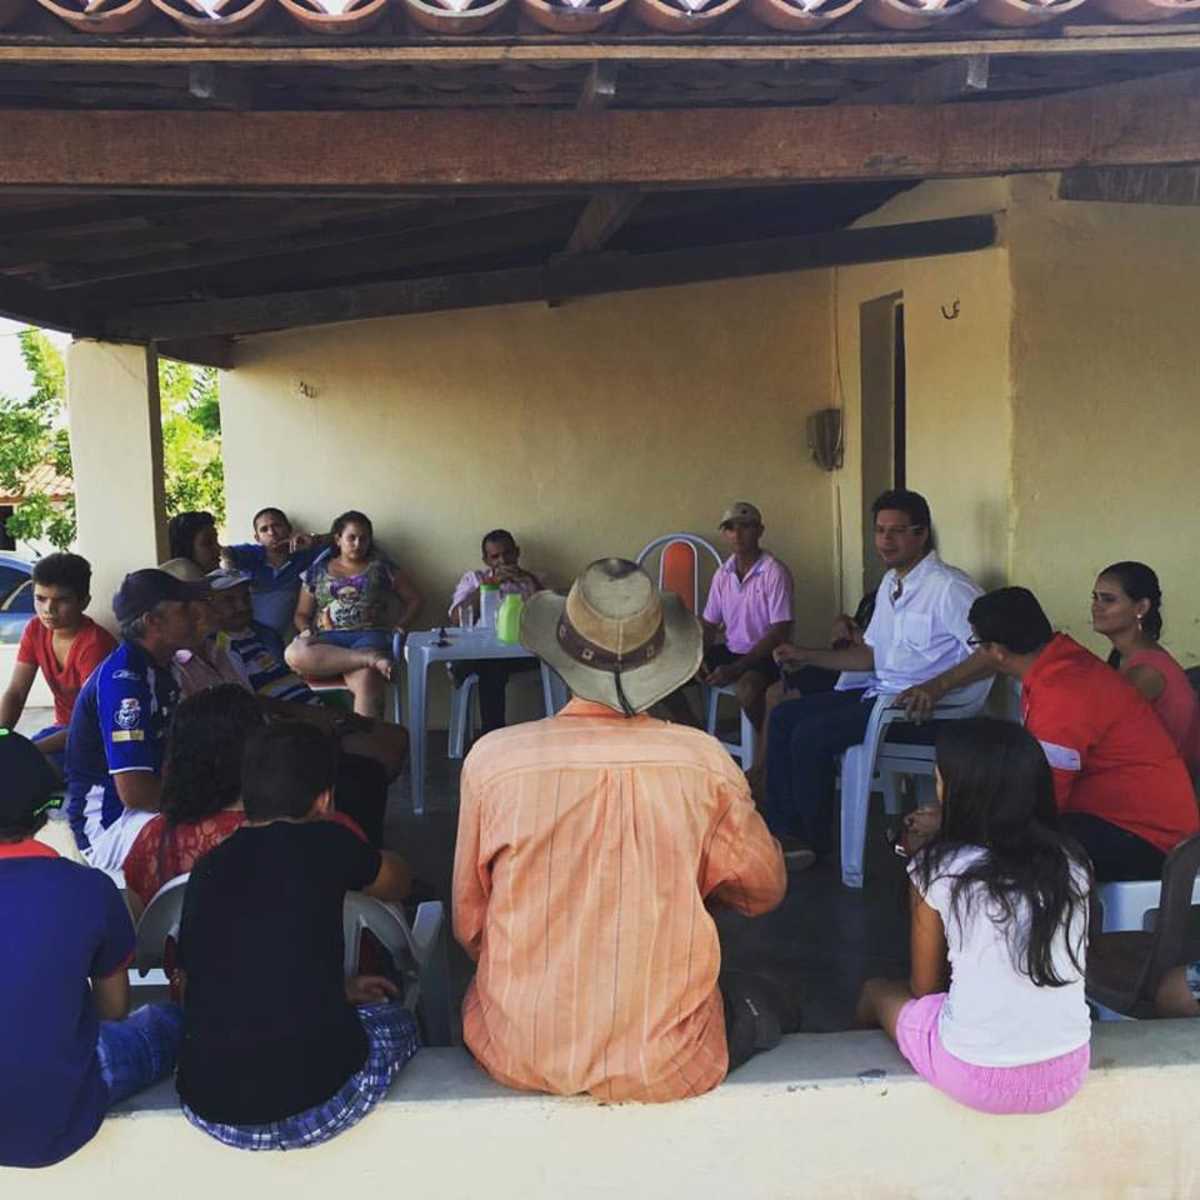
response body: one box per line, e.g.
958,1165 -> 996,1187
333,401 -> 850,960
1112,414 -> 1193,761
1186,963 -> 1200,1001
183,1002 -> 419,1152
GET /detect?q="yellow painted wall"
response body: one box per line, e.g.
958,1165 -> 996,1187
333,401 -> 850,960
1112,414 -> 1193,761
1007,175 -> 1200,664
833,180 -> 1013,611
221,274 -> 838,716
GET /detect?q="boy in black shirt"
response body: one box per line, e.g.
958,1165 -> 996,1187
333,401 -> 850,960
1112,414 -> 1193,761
176,722 -> 418,1150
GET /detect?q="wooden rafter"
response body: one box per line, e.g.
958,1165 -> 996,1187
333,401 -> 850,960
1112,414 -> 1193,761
102,214 -> 997,340
2,69 -> 1199,191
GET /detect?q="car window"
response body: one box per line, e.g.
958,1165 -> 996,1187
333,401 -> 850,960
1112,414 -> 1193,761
1,580 -> 33,614
0,565 -> 28,607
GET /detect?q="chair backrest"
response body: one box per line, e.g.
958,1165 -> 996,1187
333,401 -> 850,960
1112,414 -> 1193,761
636,533 -> 723,614
134,872 -> 190,975
343,892 -> 424,1011
1143,832 -> 1200,996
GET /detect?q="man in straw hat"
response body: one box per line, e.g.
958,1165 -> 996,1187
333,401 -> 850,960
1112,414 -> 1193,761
452,558 -> 791,1102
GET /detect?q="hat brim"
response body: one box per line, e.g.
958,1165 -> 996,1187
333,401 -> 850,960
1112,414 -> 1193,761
520,589 -> 703,714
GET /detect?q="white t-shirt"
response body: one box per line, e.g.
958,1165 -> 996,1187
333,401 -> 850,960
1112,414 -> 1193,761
863,551 -> 991,710
910,846 -> 1091,1067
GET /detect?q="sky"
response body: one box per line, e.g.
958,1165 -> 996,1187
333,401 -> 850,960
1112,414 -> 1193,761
0,318 -> 70,399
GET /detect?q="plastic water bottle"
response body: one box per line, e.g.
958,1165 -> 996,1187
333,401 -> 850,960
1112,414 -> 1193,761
479,581 -> 501,630
496,593 -> 524,644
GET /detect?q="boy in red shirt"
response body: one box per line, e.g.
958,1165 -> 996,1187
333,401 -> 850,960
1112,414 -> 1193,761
0,553 -> 115,775
924,586 -> 1198,881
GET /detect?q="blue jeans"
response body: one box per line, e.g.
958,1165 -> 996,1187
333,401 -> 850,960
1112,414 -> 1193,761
764,689 -> 873,854
31,724 -> 65,776
96,1003 -> 184,1106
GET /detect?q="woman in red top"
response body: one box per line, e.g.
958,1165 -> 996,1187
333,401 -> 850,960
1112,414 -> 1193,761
1092,561 -> 1200,780
125,685 -> 368,913
125,685 -> 262,913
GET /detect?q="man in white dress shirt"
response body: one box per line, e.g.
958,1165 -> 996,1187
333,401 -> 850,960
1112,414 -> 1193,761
764,490 -> 989,870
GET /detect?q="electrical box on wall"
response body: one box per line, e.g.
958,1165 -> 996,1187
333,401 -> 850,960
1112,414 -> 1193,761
807,408 -> 844,472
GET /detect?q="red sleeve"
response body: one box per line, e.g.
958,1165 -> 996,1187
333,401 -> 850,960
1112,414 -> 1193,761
16,618 -> 42,667
77,622 -> 118,680
1025,697 -> 1093,812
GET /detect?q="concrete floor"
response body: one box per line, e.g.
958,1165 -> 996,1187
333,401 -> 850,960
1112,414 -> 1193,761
385,730 -> 910,1039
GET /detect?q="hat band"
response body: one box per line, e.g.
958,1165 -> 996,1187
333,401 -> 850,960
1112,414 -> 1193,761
556,617 -> 666,674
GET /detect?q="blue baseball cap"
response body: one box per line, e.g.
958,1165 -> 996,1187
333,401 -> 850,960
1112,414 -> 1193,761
0,730 -> 61,829
113,568 -> 210,625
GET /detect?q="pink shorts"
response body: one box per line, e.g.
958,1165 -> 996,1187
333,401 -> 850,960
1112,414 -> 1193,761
895,993 -> 1089,1115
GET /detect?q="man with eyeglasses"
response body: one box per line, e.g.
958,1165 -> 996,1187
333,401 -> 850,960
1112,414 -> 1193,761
763,489 -> 990,871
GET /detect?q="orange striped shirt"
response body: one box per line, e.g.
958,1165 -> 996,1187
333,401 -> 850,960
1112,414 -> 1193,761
452,698 -> 787,1103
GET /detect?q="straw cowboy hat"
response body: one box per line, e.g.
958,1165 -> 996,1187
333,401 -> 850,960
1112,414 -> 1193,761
520,557 -> 702,715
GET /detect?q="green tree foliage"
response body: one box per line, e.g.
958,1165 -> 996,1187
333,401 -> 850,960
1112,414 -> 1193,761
159,358 -> 225,525
0,329 -> 75,549
0,330 -> 225,551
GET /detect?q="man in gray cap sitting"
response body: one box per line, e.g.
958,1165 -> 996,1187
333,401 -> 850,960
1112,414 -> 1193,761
452,558 -> 790,1104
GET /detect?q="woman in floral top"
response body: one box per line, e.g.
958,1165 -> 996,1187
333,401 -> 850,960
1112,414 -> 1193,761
285,510 -> 423,717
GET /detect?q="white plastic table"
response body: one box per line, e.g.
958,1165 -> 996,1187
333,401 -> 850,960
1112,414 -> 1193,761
403,627 -> 567,816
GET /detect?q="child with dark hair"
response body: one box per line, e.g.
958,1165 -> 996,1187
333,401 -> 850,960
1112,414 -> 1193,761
857,718 -> 1092,1115
176,722 -> 418,1151
0,552 -> 115,774
0,729 -> 181,1168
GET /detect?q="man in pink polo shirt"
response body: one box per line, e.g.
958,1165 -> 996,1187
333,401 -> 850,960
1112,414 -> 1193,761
701,502 -> 795,732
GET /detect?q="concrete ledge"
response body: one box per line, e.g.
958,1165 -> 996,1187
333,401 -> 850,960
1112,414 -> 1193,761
9,1024 -> 1200,1197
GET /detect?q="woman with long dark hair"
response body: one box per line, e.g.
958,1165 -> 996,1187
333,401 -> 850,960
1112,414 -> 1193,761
285,510 -> 423,717
124,686 -> 264,912
1092,561 -> 1200,777
857,718 -> 1092,1115
167,511 -> 221,574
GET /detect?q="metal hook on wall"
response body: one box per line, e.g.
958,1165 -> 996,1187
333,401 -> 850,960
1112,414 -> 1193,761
941,299 -> 961,321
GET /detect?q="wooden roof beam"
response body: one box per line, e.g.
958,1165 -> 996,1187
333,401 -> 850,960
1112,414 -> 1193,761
102,214 -> 996,341
849,54 -> 989,106
156,336 -> 237,369
3,69 -> 1200,191
563,190 -> 642,256
1058,165 -> 1200,205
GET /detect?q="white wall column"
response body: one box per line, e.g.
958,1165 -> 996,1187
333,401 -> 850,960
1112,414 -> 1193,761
67,340 -> 166,633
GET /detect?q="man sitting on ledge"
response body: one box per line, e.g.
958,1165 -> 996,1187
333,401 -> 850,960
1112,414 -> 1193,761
453,557 -> 789,1103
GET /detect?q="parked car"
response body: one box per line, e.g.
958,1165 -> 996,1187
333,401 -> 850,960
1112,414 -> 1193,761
0,553 -> 34,645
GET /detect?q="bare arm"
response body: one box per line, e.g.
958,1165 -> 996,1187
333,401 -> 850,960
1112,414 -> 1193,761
705,621 -> 792,686
0,661 -> 36,730
363,848 -> 412,903
1124,663 -> 1166,704
92,965 -> 131,1022
389,570 -> 423,630
897,650 -> 995,720
113,771 -> 162,814
775,642 -> 875,673
293,588 -> 316,636
909,886 -> 949,997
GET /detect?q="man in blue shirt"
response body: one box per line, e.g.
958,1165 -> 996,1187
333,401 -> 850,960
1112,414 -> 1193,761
0,729 -> 181,1168
65,568 -> 208,876
223,506 -> 331,640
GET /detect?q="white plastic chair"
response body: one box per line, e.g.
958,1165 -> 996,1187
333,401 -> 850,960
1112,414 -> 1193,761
705,685 -> 757,769
840,694 -> 986,888
448,671 -> 479,760
131,872 -> 190,988
342,892 -> 445,1016
1096,877 -> 1200,932
638,533 -> 757,764
635,532 -> 723,613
